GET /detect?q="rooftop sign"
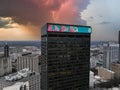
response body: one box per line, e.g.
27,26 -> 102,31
47,24 -> 92,33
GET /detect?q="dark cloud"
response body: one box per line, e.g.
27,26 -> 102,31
99,21 -> 112,25
0,0 -> 90,26
0,0 -> 91,40
0,17 -> 14,28
99,15 -> 103,18
90,16 -> 94,19
75,0 -> 90,12
90,16 -> 94,20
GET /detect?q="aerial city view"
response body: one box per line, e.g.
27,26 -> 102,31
0,0 -> 120,90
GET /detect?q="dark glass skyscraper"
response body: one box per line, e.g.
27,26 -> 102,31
4,42 -> 9,57
41,23 -> 92,90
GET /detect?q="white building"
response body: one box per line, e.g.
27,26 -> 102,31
103,43 -> 119,70
90,57 -> 98,68
89,71 -> 94,88
16,54 -> 40,73
90,56 -> 104,68
3,82 -> 29,90
0,68 -> 40,90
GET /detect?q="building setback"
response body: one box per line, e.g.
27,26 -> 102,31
41,23 -> 92,90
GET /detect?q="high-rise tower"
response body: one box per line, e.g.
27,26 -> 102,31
41,23 -> 92,90
4,42 -> 9,57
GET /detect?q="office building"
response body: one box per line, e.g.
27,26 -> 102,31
103,43 -> 119,70
4,43 -> 9,57
16,54 -> 40,73
41,23 -> 92,90
0,57 -> 12,76
0,42 -> 12,76
111,31 -> 120,79
0,68 -> 40,90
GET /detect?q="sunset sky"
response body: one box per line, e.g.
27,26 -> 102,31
0,0 -> 120,41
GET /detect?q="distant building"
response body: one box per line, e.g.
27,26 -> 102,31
4,43 -> 9,57
103,43 -> 119,70
0,43 -> 12,76
0,57 -> 12,76
98,67 -> 114,80
16,54 -> 40,73
110,31 -> 120,79
90,57 -> 98,68
41,23 -> 92,90
90,47 -> 100,56
90,56 -> 104,68
89,71 -> 94,88
0,68 -> 40,90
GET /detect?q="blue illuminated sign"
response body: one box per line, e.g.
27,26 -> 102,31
48,24 -> 92,33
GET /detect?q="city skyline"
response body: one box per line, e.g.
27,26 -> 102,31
0,0 -> 120,41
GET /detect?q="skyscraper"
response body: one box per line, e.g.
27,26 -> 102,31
111,31 -> 120,79
41,23 -> 92,90
0,57 -> 12,76
0,42 -> 12,76
4,42 -> 9,57
103,43 -> 119,70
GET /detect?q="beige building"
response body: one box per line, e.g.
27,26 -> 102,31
16,54 -> 40,73
111,63 -> 120,79
98,67 -> 114,80
0,57 -> 12,76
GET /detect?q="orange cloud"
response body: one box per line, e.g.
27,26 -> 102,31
0,17 -> 40,40
51,0 -> 77,23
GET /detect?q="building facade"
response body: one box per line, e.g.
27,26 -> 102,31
0,57 -> 12,76
103,43 -> 119,70
41,23 -> 92,90
98,67 -> 114,80
112,63 -> 120,79
16,54 -> 39,73
0,69 -> 40,90
4,43 -> 9,57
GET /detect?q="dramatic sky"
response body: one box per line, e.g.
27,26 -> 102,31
0,0 -> 120,41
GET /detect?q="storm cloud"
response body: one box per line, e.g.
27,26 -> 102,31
0,0 -> 90,26
0,0 -> 90,40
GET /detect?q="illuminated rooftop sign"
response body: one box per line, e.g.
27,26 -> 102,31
48,24 -> 92,33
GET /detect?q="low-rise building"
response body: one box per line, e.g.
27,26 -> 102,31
111,63 -> 120,79
98,67 -> 114,80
